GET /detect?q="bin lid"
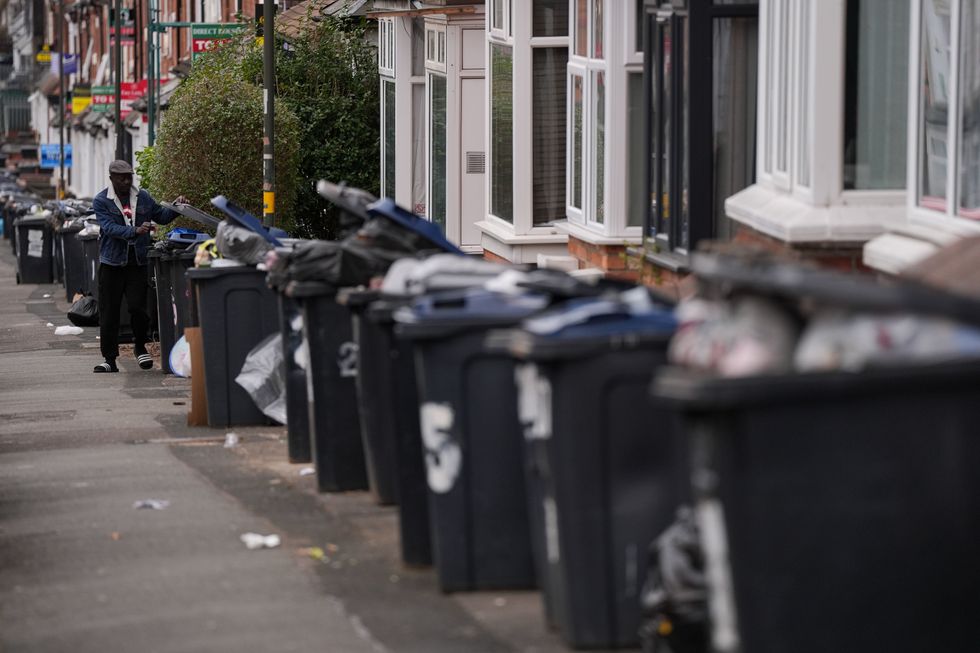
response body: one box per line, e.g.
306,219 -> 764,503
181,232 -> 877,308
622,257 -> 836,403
366,198 -> 462,255
395,288 -> 549,339
187,265 -> 265,280
692,251 -> 980,328
651,359 -> 980,409
162,201 -> 223,229
210,196 -> 283,246
284,280 -> 338,299
488,294 -> 676,360
316,180 -> 376,223
15,215 -> 50,227
336,287 -> 381,309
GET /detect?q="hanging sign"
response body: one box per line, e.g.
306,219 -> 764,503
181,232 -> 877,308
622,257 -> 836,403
191,23 -> 240,61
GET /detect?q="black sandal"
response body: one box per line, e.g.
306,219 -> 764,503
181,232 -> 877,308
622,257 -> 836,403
136,352 -> 153,370
94,361 -> 119,373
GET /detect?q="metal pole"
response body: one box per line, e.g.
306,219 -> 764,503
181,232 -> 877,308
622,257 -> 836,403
147,0 -> 154,146
57,1 -> 65,198
113,0 -> 123,159
262,0 -> 275,228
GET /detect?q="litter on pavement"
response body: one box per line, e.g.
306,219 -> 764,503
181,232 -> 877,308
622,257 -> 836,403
240,532 -> 281,550
133,499 -> 171,510
299,467 -> 315,476
54,325 -> 83,336
224,432 -> 240,448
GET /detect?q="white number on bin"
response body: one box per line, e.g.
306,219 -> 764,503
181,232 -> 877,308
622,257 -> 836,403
337,341 -> 358,378
420,402 -> 461,494
515,363 -> 552,441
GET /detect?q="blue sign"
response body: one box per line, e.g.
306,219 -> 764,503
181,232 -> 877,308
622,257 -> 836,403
49,53 -> 78,75
40,144 -> 72,169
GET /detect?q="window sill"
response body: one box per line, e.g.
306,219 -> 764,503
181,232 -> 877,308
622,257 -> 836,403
475,219 -> 570,265
862,223 -> 962,275
626,246 -> 690,273
725,183 -> 909,244
553,220 -> 643,246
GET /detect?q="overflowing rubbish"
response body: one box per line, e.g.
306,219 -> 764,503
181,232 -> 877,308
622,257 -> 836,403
240,532 -> 281,550
639,508 -> 709,653
169,335 -> 192,378
54,325 -> 83,336
133,499 -> 170,510
215,220 -> 272,265
235,334 -> 286,425
67,294 -> 99,327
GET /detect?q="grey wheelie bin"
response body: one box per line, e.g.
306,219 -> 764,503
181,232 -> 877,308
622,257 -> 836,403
395,288 -> 550,592
651,251 -> 980,653
490,293 -> 680,649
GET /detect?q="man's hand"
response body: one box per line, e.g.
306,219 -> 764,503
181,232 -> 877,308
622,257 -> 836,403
135,223 -> 152,236
174,195 -> 188,205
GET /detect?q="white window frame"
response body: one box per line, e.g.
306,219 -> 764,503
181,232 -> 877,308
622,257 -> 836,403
380,77 -> 396,198
489,0 -> 511,41
425,25 -> 447,72
907,0 -> 980,233
426,70 -> 448,230
378,18 -> 395,77
624,0 -> 644,65
482,1 -> 570,238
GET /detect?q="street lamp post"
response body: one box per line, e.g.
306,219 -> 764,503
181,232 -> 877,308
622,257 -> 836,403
262,0 -> 275,228
113,0 -> 123,160
57,0 -> 65,198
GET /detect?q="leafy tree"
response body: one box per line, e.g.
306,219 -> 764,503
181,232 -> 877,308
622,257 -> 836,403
142,36 -> 302,235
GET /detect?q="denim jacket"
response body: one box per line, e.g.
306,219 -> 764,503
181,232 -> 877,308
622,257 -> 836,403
93,185 -> 178,267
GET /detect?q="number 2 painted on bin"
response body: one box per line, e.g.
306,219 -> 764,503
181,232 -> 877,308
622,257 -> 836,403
337,341 -> 358,378
420,402 -> 461,494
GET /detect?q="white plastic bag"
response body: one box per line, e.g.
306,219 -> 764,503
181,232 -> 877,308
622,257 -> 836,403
235,334 -> 286,424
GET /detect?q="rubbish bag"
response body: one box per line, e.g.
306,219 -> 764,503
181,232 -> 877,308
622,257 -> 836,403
639,507 -> 709,653
215,219 -> 272,265
67,294 -> 99,327
235,333 -> 287,424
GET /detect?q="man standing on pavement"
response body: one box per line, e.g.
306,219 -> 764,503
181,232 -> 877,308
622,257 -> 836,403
92,160 -> 186,373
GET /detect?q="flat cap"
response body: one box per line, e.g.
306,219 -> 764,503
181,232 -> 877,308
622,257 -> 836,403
108,159 -> 134,174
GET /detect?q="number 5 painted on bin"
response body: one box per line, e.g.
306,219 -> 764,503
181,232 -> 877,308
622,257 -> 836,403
420,402 -> 461,494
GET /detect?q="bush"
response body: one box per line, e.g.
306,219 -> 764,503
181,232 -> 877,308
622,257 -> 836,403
145,37 -> 302,236
247,17 -> 380,240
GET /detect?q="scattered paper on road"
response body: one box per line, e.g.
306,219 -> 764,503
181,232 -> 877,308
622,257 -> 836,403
241,532 -> 281,550
133,499 -> 170,510
54,326 -> 83,336
299,467 -> 315,476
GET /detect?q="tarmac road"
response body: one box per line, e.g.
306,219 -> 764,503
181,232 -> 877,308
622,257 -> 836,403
0,242 -> 575,653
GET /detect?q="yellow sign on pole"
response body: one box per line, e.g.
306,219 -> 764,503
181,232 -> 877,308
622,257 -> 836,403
263,191 -> 275,214
72,96 -> 91,115
36,44 -> 52,63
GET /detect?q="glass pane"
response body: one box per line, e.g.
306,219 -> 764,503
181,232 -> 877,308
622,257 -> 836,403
843,0 -> 910,190
492,0 -> 504,30
574,0 -> 587,56
412,83 -> 426,215
713,17 -> 758,241
592,0 -> 604,59
533,47 -> 568,225
959,0 -> 980,219
680,18 -> 689,250
593,70 -> 605,223
572,74 -> 584,209
412,18 -> 425,77
628,72 -> 645,227
490,44 -> 514,223
918,0 -> 950,211
383,80 -> 396,199
533,0 -> 569,37
429,75 -> 447,231
635,0 -> 645,53
427,30 -> 436,62
658,21 -> 672,237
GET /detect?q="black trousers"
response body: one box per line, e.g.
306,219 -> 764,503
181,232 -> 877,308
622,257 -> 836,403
98,254 -> 149,362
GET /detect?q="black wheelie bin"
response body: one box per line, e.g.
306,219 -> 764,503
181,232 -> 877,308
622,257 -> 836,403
491,290 -> 681,649
651,251 -> 980,653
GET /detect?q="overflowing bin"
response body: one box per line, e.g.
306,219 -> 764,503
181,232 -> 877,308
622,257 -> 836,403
651,250 -> 980,653
188,265 -> 280,427
395,288 -> 553,592
491,291 -> 680,648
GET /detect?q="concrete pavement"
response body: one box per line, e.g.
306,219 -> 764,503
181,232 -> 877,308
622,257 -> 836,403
0,241 -> 577,653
